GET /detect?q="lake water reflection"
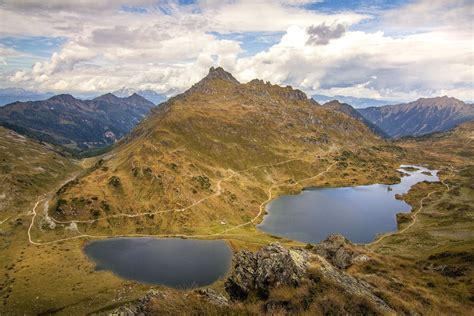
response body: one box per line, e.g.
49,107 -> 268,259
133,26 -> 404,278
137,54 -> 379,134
258,165 -> 438,244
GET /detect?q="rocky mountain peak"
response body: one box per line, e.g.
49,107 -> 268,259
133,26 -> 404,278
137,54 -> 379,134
205,66 -> 240,84
48,94 -> 78,103
185,66 -> 239,95
93,92 -> 121,103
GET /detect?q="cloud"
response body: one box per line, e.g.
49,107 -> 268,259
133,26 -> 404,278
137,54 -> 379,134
0,46 -> 21,65
382,0 -> 473,32
306,23 -> 346,45
231,26 -> 473,101
0,0 -> 472,102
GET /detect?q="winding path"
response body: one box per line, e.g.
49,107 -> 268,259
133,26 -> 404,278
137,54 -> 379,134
27,159 -> 337,245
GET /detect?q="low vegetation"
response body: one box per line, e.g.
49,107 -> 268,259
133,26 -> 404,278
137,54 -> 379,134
0,70 -> 472,315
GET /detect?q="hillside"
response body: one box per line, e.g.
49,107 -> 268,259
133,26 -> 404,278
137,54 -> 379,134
398,121 -> 474,165
322,100 -> 390,138
0,93 -> 155,153
0,126 -> 80,217
46,67 -> 402,240
358,96 -> 474,137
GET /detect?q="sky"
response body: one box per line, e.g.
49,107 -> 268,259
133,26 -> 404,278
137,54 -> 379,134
0,0 -> 472,102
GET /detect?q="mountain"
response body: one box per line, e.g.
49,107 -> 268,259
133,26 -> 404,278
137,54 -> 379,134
113,87 -> 168,104
0,88 -> 55,106
312,94 -> 393,108
53,67 -> 402,236
358,96 -> 474,138
5,67 -> 471,315
0,93 -> 155,153
322,100 -> 390,138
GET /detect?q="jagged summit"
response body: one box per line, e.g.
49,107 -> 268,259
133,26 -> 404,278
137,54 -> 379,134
183,66 -> 308,102
186,66 -> 239,95
205,66 -> 240,84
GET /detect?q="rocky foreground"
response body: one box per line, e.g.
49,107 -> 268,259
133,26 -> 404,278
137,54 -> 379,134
108,235 -> 398,315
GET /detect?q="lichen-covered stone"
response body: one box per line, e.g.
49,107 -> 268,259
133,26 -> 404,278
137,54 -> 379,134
314,234 -> 364,269
225,243 -> 310,300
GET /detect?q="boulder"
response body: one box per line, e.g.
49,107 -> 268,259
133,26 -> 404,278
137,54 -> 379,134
224,250 -> 257,300
313,234 -> 365,269
225,243 -> 310,300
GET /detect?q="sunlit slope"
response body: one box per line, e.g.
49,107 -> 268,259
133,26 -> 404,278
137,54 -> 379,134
0,126 -> 80,216
399,121 -> 474,165
52,67 -> 403,238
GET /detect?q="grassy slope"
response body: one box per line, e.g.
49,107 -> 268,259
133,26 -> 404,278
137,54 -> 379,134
0,126 -> 80,218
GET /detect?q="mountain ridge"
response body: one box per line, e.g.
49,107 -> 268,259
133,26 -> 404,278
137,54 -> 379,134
322,100 -> 390,138
0,92 -> 155,153
358,96 -> 474,137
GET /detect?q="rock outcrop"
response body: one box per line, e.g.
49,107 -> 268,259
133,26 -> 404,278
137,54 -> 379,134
225,243 -> 310,300
187,66 -> 240,95
313,234 -> 368,269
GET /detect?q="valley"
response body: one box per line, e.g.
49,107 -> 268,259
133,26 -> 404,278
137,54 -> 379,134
0,69 -> 472,315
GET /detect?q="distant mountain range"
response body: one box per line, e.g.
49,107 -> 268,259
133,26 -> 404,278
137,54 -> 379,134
0,88 -> 55,106
312,94 -> 393,108
322,100 -> 390,138
0,93 -> 155,153
358,96 -> 474,138
113,87 -> 167,104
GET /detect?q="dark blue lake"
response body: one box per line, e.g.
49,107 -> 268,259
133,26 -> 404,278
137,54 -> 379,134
84,238 -> 232,288
258,165 -> 438,244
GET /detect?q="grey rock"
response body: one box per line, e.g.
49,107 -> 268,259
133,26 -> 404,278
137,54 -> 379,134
225,243 -> 310,300
314,234 -> 364,269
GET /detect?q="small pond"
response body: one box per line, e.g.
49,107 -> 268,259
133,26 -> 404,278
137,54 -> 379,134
258,165 -> 438,244
84,237 -> 232,288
